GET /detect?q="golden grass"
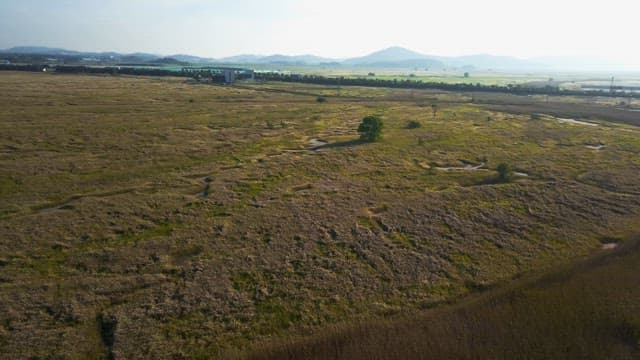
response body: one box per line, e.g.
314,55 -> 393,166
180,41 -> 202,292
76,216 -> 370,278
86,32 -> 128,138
0,72 -> 639,358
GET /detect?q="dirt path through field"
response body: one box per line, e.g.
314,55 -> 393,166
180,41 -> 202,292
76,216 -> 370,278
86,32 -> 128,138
435,162 -> 488,171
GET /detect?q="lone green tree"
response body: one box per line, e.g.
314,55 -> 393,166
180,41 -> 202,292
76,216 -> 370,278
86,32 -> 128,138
357,115 -> 383,142
496,163 -> 513,183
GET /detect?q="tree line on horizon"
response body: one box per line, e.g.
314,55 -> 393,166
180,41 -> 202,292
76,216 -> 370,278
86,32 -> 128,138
0,63 -> 637,98
257,72 -> 638,98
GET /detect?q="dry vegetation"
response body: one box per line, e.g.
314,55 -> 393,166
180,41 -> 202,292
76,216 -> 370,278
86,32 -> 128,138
246,237 -> 640,359
0,72 -> 639,358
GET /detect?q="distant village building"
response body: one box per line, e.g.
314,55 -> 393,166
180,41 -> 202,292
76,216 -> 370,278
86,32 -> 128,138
182,66 -> 254,85
223,69 -> 236,84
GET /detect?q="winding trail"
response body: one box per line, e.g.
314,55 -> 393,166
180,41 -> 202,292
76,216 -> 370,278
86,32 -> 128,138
435,162 -> 488,172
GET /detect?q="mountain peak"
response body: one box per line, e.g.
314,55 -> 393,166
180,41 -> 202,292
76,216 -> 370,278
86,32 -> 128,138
342,46 -> 436,67
378,46 -> 422,53
364,46 -> 427,60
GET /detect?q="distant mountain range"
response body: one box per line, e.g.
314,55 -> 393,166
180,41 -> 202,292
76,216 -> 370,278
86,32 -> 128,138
0,46 -> 630,71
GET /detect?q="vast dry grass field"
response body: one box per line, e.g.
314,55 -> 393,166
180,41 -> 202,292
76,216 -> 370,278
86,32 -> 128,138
1,72 -> 639,358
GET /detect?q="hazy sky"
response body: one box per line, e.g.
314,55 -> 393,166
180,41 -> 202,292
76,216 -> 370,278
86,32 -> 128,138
0,0 -> 638,64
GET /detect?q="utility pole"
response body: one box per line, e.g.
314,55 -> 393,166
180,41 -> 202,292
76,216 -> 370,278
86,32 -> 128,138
610,76 -> 615,94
